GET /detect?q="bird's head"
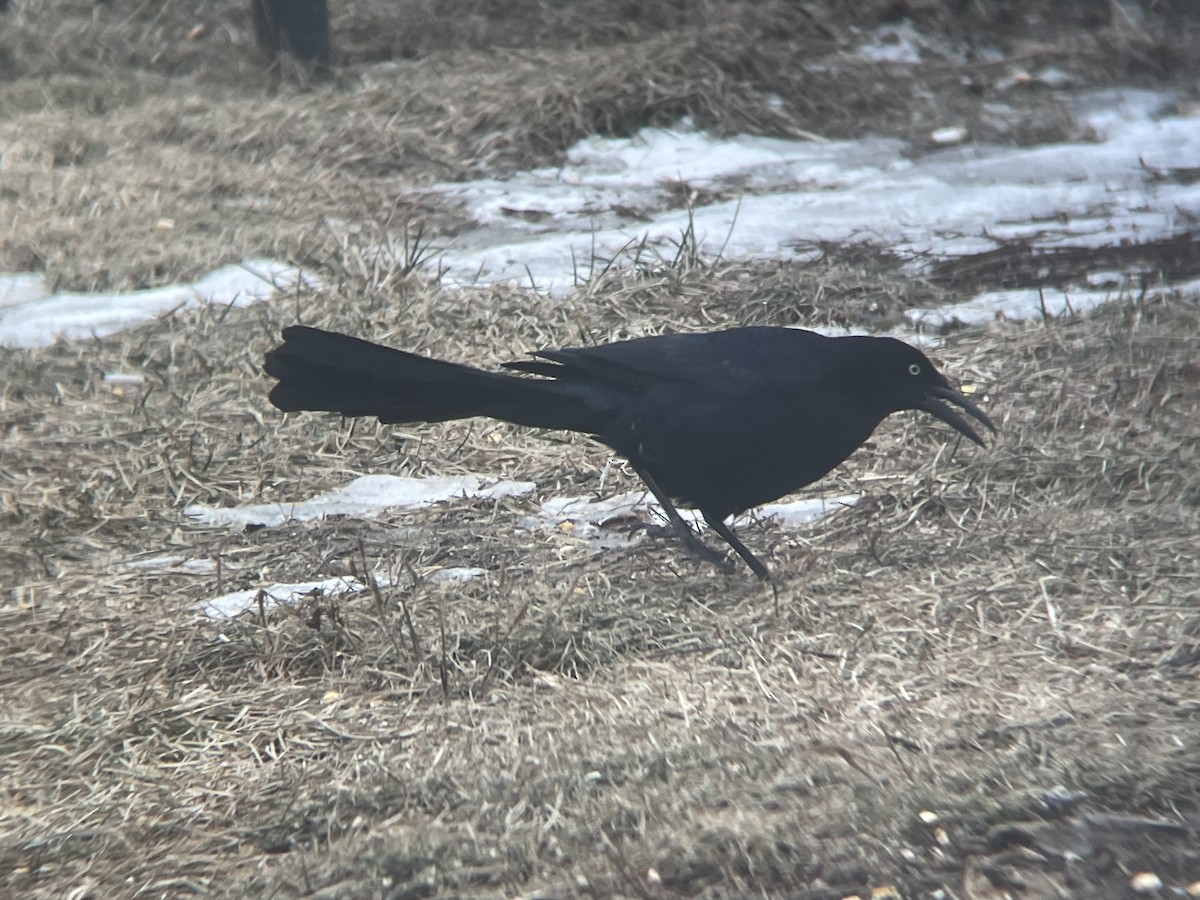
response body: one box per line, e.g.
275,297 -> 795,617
850,336 -> 996,446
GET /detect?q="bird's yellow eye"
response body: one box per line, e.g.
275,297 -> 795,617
908,363 -> 921,375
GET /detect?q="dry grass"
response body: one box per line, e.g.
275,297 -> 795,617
3,1 -> 1200,897
5,0 -> 1197,290
4,259 -> 1198,898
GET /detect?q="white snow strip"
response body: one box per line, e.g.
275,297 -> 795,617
908,276 -> 1200,329
199,567 -> 487,619
755,495 -> 860,527
102,372 -> 146,385
539,492 -> 648,526
1084,270 -> 1137,287
428,566 -> 489,583
537,490 -> 859,531
199,575 -> 372,619
0,259 -> 318,348
125,554 -> 217,573
421,89 -> 1196,296
185,473 -> 536,529
127,554 -> 187,569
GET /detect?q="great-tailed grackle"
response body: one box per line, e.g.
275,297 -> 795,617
265,325 -> 994,579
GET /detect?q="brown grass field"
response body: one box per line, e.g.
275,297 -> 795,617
2,1 -> 1199,897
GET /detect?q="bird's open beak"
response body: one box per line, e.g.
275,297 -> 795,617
921,383 -> 996,446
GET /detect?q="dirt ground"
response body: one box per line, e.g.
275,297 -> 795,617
2,1 -> 1199,898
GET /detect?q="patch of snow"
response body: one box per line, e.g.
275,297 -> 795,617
536,489 -> 858,533
1031,67 -> 1074,89
127,554 -> 186,569
199,567 -> 487,619
420,89 -> 1199,297
540,492 -> 648,527
432,129 -> 906,251
102,372 -> 146,385
9,93 -> 1194,347
0,259 -> 318,349
0,273 -> 51,310
125,554 -> 217,573
755,495 -> 859,528
428,566 -> 488,583
185,473 -> 536,529
907,277 -> 1200,329
1085,270 -> 1136,287
996,66 -> 1078,92
1067,88 -> 1175,139
199,575 -> 373,619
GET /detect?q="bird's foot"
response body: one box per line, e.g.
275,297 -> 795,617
643,522 -> 735,574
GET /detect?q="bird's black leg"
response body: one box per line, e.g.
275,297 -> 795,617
701,511 -> 772,582
630,465 -> 733,571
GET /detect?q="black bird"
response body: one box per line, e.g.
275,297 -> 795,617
264,325 -> 994,579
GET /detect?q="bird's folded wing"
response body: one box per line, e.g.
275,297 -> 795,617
504,327 -> 835,394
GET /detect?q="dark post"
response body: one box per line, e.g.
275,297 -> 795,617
251,0 -> 332,68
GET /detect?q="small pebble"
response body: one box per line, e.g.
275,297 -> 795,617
1131,872 -> 1162,892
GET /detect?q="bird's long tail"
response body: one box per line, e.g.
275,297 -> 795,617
264,325 -> 596,432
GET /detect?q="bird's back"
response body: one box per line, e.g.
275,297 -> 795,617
542,328 -> 887,515
519,327 -> 839,395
